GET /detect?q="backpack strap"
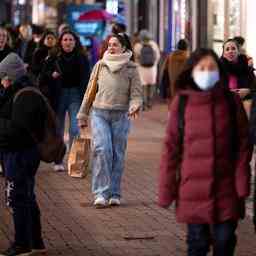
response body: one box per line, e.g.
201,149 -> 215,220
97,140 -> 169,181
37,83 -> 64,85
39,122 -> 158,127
177,95 -> 188,182
178,95 -> 188,153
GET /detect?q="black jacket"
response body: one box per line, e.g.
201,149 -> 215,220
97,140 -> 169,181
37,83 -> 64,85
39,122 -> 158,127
14,38 -> 37,66
0,76 -> 47,152
31,45 -> 50,77
0,46 -> 12,63
38,51 -> 91,109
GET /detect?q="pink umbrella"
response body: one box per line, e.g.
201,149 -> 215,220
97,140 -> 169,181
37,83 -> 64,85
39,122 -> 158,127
78,9 -> 113,21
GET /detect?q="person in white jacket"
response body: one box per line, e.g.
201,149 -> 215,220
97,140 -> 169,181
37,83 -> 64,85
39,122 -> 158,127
134,30 -> 160,110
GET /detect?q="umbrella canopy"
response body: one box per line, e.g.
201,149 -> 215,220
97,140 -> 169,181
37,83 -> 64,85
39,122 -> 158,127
78,9 -> 113,21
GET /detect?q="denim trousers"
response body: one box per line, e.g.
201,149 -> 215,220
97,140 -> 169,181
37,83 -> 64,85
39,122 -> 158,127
1,147 -> 43,249
91,108 -> 130,199
57,87 -> 81,150
187,221 -> 238,256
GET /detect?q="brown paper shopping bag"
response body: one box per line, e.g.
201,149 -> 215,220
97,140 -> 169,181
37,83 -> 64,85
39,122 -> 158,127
68,133 -> 91,178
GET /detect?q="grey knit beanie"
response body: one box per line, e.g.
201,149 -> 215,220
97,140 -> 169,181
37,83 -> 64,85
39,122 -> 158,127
0,53 -> 26,81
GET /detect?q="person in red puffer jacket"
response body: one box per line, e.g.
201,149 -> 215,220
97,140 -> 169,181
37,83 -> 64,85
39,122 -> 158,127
158,48 -> 252,256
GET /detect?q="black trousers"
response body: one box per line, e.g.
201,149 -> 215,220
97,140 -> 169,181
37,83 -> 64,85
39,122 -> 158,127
2,147 -> 43,248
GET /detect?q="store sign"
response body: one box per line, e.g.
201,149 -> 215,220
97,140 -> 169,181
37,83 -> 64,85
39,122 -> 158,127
106,0 -> 118,15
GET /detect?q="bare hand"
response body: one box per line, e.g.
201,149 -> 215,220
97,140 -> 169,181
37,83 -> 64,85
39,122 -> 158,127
237,88 -> 250,99
52,71 -> 61,79
128,107 -> 140,120
78,119 -> 88,129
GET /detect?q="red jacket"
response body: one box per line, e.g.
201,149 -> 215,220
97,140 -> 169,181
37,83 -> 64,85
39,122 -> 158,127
158,86 -> 252,224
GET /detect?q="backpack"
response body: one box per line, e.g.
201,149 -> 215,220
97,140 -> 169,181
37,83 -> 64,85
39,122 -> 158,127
13,87 -> 66,163
139,43 -> 156,67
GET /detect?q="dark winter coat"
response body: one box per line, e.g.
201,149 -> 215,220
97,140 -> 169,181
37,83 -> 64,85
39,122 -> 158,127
31,45 -> 51,77
158,86 -> 252,224
14,38 -> 37,66
38,51 -> 90,111
0,75 -> 47,152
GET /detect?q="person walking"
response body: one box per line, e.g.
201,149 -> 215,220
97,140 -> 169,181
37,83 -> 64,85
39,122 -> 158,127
220,39 -> 256,117
0,53 -> 47,256
161,39 -> 189,100
77,33 -> 142,208
134,29 -> 160,110
31,30 -> 57,80
158,48 -> 252,256
0,26 -> 12,62
41,30 -> 90,172
14,24 -> 37,68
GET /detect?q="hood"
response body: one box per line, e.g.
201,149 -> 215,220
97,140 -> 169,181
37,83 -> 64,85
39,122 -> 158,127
169,50 -> 189,61
0,53 -> 27,81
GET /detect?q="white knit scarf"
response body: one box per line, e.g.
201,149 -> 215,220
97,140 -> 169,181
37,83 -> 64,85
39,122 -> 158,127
102,50 -> 132,72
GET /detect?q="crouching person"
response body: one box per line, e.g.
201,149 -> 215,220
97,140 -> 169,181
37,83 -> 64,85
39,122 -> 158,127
0,53 -> 47,256
158,49 -> 252,256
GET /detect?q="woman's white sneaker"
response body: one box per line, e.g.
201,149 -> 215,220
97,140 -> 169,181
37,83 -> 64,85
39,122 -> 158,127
109,198 -> 120,206
94,197 -> 107,208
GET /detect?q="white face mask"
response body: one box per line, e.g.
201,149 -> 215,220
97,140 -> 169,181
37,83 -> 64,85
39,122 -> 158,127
192,70 -> 220,91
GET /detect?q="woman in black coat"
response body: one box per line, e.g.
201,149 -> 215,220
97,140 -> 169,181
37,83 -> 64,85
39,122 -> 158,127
39,30 -> 91,171
31,30 -> 57,78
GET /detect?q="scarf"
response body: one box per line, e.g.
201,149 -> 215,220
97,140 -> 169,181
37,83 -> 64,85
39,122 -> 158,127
102,50 -> 132,72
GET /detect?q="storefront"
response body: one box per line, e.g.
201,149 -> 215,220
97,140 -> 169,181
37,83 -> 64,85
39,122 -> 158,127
171,0 -> 192,50
207,0 -> 243,54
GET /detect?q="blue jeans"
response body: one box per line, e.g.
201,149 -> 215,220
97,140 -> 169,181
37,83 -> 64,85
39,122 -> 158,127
91,108 -> 130,199
57,87 -> 81,150
1,147 -> 43,249
187,221 -> 238,256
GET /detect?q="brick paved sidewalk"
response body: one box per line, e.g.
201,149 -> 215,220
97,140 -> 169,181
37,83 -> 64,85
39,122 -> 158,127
0,102 -> 255,256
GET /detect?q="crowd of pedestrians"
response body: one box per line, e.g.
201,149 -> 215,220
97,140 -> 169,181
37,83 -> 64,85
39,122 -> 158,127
0,20 -> 256,256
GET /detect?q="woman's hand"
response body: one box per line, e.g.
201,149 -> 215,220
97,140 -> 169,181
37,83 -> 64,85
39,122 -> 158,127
128,106 -> 140,120
237,88 -> 250,99
78,118 -> 88,129
52,71 -> 61,79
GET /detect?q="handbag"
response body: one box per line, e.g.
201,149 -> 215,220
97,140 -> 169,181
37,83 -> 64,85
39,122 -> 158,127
78,62 -> 102,118
68,130 -> 91,178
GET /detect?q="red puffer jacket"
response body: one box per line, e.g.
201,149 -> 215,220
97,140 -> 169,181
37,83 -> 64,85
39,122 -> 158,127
158,86 -> 252,224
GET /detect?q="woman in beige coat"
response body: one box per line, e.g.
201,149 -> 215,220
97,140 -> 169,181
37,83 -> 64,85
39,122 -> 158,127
77,33 -> 142,208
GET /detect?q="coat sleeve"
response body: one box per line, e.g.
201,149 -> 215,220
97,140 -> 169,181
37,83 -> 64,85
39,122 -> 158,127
234,94 -> 253,198
129,66 -> 143,111
158,95 -> 180,207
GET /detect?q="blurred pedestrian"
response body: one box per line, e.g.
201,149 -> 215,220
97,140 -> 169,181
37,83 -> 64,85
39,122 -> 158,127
0,53 -> 47,256
41,30 -> 90,172
161,39 -> 189,100
14,24 -> 37,68
77,33 -> 142,208
221,39 -> 255,96
31,30 -> 57,79
0,26 -> 12,62
134,30 -> 160,110
220,39 -> 256,116
159,48 -> 252,256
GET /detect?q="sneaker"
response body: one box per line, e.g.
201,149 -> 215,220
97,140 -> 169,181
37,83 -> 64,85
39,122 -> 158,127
0,244 -> 32,256
53,164 -> 65,172
109,198 -> 121,206
93,197 -> 107,208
